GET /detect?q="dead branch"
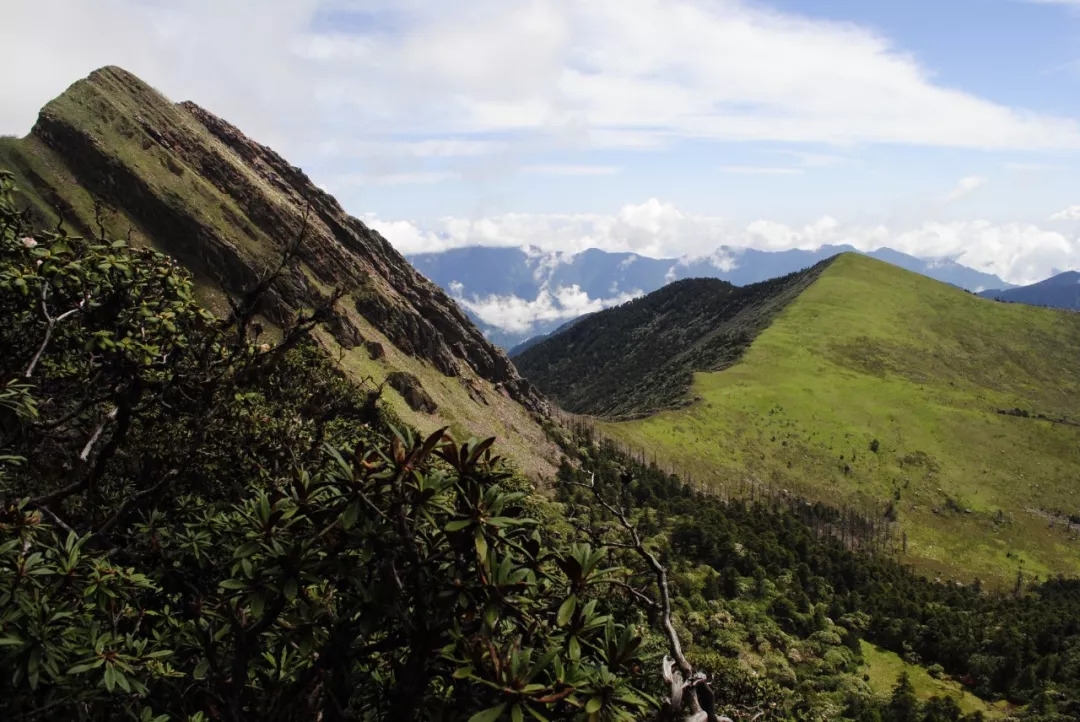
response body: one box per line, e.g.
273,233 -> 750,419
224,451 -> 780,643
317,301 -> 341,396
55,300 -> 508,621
24,284 -> 87,379
564,471 -> 729,721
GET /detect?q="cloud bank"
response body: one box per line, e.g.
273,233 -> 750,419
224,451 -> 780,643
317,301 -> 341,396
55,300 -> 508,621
368,199 -> 1080,286
5,0 -> 1080,167
452,284 -> 642,334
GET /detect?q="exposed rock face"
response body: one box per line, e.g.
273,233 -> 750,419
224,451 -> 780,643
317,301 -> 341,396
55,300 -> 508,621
385,372 -> 438,414
16,66 -> 546,414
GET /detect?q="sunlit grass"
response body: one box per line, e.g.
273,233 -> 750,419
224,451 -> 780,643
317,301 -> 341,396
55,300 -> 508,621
859,641 -> 1010,718
603,254 -> 1080,584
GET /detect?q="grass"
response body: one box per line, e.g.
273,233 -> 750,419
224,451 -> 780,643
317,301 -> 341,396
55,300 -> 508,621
514,262 -> 829,418
601,254 -> 1080,583
317,310 -> 560,480
858,641 -> 1010,718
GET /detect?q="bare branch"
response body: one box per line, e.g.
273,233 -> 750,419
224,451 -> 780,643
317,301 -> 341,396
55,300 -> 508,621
563,471 -> 726,722
24,285 -> 87,379
79,406 -> 117,462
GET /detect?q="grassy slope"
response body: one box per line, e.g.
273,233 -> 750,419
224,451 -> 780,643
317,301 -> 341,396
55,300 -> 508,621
602,254 -> 1080,583
1,72 -> 558,479
514,262 -> 829,418
314,318 -> 557,479
858,642 -> 1010,718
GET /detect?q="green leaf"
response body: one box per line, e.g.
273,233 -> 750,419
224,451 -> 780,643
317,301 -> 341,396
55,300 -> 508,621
557,595 -> 577,627
68,659 -> 104,674
585,696 -> 603,714
114,668 -> 131,692
468,703 -> 507,722
445,519 -> 472,532
193,658 -> 209,680
342,500 -> 360,530
511,704 -> 524,722
475,529 -> 488,561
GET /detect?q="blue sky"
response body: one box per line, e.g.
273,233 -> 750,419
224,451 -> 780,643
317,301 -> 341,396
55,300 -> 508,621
4,0 -> 1080,283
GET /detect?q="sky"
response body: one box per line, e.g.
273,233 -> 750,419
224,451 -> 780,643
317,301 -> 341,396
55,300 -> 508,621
5,0 -> 1080,284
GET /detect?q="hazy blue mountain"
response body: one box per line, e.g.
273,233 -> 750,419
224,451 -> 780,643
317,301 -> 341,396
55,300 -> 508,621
407,245 -> 1016,348
507,314 -> 595,358
978,271 -> 1080,310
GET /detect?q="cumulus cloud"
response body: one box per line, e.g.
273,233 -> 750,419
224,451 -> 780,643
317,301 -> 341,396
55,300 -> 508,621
452,284 -> 642,333
944,175 -> 989,202
1050,205 -> 1080,220
367,200 -> 1080,285
5,0 -> 1080,159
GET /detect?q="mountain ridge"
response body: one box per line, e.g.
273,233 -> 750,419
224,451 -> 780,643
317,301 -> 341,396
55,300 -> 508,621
978,270 -> 1080,311
527,253 -> 1080,580
408,244 -> 1015,348
514,258 -> 834,418
0,65 -> 555,473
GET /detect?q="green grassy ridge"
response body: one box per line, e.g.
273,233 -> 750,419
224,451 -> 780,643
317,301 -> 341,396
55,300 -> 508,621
600,254 -> 1080,582
515,259 -> 832,418
859,642 -> 1009,718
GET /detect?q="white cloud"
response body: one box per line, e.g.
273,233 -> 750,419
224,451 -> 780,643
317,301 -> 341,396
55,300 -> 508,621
5,0 -> 1080,156
1005,162 -> 1063,172
944,175 -> 989,202
1051,204 -> 1080,220
332,171 -> 459,186
523,164 -> 621,175
369,200 -> 1080,285
719,166 -> 804,175
316,139 -> 511,159
452,284 -> 641,333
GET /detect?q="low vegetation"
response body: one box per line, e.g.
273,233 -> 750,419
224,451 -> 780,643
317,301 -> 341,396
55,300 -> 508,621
0,172 -> 659,720
545,419 -> 1080,720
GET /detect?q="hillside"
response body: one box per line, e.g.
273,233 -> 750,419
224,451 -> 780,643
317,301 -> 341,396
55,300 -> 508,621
526,253 -> 1080,581
979,270 -> 1080,311
514,260 -> 833,418
0,66 -> 556,475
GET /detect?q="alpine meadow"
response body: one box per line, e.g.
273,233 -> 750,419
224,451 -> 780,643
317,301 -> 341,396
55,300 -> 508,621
4,1 -> 1080,721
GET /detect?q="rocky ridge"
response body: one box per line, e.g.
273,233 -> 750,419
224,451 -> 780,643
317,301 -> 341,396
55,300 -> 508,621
3,66 -> 545,417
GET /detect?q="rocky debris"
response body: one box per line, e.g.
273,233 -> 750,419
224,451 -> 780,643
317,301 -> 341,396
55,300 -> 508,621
25,66 -> 547,416
385,371 -> 438,414
327,312 -> 364,349
365,341 -> 385,360
460,377 -> 489,406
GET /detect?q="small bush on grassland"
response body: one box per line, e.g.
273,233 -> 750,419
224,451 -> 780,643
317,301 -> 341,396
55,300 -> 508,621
0,170 -> 652,721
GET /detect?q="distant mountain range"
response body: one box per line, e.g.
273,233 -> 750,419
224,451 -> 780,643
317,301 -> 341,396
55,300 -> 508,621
408,244 -> 1014,348
507,314 -> 593,358
979,271 -> 1080,310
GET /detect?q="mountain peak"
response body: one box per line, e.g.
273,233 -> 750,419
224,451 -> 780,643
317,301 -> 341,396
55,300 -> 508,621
2,66 -> 555,471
